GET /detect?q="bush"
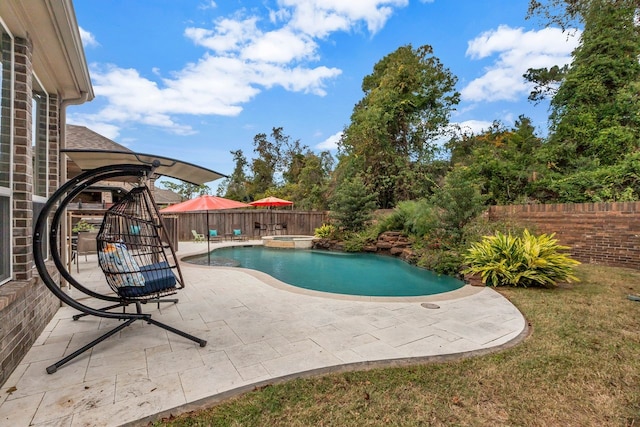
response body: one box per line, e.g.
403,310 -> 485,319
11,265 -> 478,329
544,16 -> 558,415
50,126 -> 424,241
314,224 -> 336,239
416,249 -> 462,276
329,176 -> 378,232
463,229 -> 580,288
342,228 -> 379,252
377,199 -> 438,238
72,220 -> 95,233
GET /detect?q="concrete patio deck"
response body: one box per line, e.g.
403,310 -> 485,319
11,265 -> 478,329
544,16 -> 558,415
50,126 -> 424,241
0,241 -> 528,426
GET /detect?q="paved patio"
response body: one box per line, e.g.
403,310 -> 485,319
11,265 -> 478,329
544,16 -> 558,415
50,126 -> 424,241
0,241 -> 527,426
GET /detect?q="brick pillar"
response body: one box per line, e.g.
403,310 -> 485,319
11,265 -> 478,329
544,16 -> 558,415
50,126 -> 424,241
48,94 -> 59,194
12,36 -> 33,281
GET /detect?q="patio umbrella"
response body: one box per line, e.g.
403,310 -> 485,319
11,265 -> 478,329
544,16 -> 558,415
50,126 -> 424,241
249,196 -> 293,227
160,195 -> 249,264
249,196 -> 294,208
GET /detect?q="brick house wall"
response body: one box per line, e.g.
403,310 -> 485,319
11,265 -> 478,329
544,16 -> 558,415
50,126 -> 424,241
489,202 -> 640,269
0,35 -> 60,386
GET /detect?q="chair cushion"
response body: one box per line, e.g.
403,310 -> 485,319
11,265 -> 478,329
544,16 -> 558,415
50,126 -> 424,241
209,229 -> 218,237
233,229 -> 241,235
118,261 -> 177,298
99,243 -> 146,287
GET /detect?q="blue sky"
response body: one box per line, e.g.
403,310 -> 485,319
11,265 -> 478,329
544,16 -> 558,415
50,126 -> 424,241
70,0 -> 580,184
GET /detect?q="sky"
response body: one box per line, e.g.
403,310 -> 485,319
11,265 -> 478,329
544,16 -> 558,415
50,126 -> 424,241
70,0 -> 581,186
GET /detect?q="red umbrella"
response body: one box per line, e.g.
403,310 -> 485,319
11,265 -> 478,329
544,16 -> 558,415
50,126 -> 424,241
160,195 -> 249,264
160,195 -> 249,212
249,196 -> 293,208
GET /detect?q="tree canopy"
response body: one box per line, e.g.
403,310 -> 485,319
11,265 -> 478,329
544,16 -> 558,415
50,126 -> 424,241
208,1 -> 640,215
338,44 -> 459,208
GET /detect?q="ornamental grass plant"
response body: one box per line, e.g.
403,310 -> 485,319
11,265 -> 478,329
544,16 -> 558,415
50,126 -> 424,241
463,229 -> 580,287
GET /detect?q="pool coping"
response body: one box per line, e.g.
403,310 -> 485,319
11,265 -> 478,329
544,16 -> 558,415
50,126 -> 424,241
181,245 -> 480,303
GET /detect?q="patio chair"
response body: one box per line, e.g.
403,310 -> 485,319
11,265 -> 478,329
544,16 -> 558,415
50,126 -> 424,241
191,229 -> 205,242
208,228 -> 222,242
254,221 -> 267,237
231,224 -> 248,241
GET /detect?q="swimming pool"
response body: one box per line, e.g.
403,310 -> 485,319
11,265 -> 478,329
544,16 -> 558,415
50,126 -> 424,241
185,246 -> 463,297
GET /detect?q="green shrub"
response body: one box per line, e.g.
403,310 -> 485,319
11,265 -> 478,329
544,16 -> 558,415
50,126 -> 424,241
314,224 -> 336,238
342,228 -> 378,252
416,249 -> 462,276
377,199 -> 440,238
72,219 -> 95,233
329,176 -> 378,232
463,229 -> 580,288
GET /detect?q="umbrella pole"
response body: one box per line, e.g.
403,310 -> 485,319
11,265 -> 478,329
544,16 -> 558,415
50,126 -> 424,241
206,211 -> 211,265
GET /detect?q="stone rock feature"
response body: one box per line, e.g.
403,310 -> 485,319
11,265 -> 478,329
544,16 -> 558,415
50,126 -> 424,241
312,231 -> 415,262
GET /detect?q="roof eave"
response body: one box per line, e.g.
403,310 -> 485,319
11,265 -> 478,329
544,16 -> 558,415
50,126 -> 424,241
0,0 -> 94,101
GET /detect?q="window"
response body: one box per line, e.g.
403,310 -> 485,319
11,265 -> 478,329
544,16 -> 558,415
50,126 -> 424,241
0,30 -> 12,284
32,77 -> 48,197
32,76 -> 49,259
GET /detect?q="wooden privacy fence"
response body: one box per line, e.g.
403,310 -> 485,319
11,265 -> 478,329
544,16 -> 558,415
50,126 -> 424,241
161,210 -> 329,242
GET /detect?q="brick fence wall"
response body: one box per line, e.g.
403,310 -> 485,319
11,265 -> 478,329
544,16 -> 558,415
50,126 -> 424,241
489,202 -> 640,269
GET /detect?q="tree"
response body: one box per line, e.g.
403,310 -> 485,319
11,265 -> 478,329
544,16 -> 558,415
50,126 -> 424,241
222,149 -> 250,201
527,0 -> 640,174
248,129 -> 282,197
159,181 -> 210,200
447,116 -> 544,204
329,176 -> 378,232
527,0 -> 592,30
338,44 -> 459,208
548,0 -> 640,169
281,151 -> 334,210
523,64 -> 569,103
430,167 -> 487,245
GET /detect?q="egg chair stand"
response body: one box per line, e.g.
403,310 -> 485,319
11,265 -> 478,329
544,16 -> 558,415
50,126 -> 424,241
34,161 -> 208,374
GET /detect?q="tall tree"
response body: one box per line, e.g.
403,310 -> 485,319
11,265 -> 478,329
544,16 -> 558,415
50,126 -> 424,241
222,149 -> 250,201
248,128 -> 284,197
530,0 -> 640,171
338,44 -> 459,208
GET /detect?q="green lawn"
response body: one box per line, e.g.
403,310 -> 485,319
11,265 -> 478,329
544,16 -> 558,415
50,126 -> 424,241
156,264 -> 640,426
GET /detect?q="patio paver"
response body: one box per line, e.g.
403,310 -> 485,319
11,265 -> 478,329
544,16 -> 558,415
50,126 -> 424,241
0,241 -> 528,426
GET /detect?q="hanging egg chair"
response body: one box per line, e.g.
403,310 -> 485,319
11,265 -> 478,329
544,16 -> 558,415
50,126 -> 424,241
33,151 -> 225,374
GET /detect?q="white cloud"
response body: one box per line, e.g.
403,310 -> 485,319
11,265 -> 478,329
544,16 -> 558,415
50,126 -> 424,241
280,0 -> 408,37
79,0 -> 408,136
185,17 -> 260,54
316,131 -> 342,150
242,29 -> 318,63
198,1 -> 217,10
454,120 -> 495,135
461,25 -> 580,102
78,27 -> 99,48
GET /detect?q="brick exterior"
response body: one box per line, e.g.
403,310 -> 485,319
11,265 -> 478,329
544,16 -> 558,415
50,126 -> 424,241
0,35 -> 60,386
489,202 -> 640,269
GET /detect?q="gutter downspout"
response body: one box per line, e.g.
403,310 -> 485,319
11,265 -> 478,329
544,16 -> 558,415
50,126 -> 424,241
58,92 -> 89,291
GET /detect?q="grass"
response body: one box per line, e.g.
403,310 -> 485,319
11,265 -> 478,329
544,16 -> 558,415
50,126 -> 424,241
155,264 -> 640,426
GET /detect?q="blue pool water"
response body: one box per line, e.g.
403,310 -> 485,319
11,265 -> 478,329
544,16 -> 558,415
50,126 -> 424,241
186,246 -> 463,297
